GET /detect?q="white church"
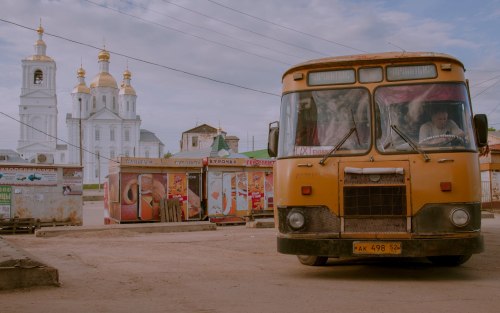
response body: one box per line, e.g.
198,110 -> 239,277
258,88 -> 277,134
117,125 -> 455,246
16,24 -> 164,184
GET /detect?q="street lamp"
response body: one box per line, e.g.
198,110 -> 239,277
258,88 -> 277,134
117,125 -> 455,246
78,97 -> 83,166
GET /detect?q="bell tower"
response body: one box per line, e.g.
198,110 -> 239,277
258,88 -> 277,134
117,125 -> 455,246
17,22 -> 58,160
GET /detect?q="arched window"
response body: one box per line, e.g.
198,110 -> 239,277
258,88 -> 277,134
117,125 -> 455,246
34,69 -> 43,84
127,101 -> 130,111
93,96 -> 96,109
102,95 -> 106,107
113,97 -> 116,110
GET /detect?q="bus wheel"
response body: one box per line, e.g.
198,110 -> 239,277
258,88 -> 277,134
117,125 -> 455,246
297,255 -> 328,266
427,255 -> 472,266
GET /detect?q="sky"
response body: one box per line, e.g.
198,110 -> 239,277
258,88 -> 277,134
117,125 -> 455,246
1,0 -> 499,154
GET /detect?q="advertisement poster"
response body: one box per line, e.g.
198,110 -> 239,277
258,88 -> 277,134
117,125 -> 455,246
62,168 -> 83,196
0,185 -> 12,219
0,167 -> 57,186
168,173 -> 188,219
222,173 -> 236,216
187,173 -> 202,220
207,172 -> 223,215
264,172 -> 274,209
120,173 -> 139,220
248,172 -> 265,211
139,174 -> 167,221
236,172 -> 248,212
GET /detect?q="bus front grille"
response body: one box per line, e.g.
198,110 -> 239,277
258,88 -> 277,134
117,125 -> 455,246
344,186 -> 406,216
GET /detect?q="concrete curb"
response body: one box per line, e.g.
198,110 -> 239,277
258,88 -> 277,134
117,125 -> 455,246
0,237 -> 59,290
246,218 -> 275,228
35,221 -> 217,237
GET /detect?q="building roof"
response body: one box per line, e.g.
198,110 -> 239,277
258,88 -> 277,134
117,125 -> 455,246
0,149 -> 28,163
183,124 -> 221,134
241,149 -> 271,159
140,129 -> 164,145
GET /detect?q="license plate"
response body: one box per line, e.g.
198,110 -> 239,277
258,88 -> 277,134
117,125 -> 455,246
353,241 -> 402,255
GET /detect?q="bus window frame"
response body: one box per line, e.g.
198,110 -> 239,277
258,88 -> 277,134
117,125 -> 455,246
307,68 -> 357,87
358,66 -> 384,83
372,81 -> 477,154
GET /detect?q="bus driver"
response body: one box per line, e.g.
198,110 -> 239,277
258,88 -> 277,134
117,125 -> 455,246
419,109 -> 465,144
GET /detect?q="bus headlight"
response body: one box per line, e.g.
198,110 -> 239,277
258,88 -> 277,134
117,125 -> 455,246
287,211 -> 305,230
450,208 -> 470,227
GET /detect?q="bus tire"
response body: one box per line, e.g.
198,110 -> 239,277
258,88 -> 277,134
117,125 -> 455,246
297,255 -> 328,266
427,254 -> 472,266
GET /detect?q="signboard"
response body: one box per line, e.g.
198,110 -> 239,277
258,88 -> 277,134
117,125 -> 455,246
0,167 -> 57,186
0,185 -> 12,219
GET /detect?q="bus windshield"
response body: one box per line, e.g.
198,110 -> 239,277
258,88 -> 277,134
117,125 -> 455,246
375,83 -> 476,152
279,88 -> 371,157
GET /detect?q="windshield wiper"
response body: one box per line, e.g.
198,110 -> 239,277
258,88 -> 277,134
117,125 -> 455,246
390,125 -> 430,162
319,127 -> 356,165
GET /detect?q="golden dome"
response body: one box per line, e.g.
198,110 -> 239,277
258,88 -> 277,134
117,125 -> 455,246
98,49 -> 110,62
90,72 -> 118,88
73,83 -> 90,94
77,67 -> 86,77
120,85 -> 136,96
123,69 -> 132,80
37,25 -> 44,35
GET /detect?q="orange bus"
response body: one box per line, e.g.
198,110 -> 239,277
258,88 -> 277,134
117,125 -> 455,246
268,52 -> 488,266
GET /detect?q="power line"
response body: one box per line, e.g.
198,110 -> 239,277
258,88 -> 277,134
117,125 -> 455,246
84,0 -> 292,67
0,18 -> 281,97
206,0 -> 368,54
161,0 -> 330,58
0,111 -> 119,164
119,0 -> 306,61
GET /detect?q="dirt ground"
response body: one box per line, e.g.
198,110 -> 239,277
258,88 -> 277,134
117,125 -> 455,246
2,207 -> 500,313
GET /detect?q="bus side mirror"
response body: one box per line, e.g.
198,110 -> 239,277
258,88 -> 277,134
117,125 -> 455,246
268,121 -> 279,158
473,114 -> 488,147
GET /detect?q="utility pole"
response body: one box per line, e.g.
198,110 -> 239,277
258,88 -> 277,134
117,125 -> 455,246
79,98 -> 83,166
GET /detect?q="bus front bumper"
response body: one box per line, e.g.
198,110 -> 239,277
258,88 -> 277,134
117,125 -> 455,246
277,235 -> 484,257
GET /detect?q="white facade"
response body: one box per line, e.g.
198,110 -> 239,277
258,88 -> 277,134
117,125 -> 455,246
16,25 -> 164,184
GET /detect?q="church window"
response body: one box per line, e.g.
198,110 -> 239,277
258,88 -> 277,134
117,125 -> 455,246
34,69 -> 43,84
113,97 -> 116,110
86,100 -> 89,112
102,95 -> 106,107
125,129 -> 130,141
110,129 -> 115,141
127,101 -> 129,111
93,96 -> 96,109
95,129 -> 100,141
145,150 -> 150,158
192,136 -> 198,147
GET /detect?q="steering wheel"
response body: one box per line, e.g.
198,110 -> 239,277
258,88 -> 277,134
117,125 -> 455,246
419,134 -> 464,146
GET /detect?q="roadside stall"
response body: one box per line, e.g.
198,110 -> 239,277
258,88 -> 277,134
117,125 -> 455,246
0,163 -> 83,233
106,157 -> 203,224
244,158 -> 275,219
205,158 -> 274,223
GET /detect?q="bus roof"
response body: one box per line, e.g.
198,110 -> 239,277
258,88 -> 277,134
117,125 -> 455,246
282,51 -> 465,80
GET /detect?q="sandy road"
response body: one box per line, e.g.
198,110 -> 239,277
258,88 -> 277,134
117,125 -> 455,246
2,212 -> 500,313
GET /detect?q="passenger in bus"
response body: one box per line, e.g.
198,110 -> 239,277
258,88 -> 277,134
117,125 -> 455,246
418,108 -> 464,144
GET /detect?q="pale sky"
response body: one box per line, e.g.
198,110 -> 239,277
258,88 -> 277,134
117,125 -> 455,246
1,0 -> 499,154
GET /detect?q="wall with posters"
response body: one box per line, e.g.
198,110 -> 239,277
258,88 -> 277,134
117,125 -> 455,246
107,157 -> 203,223
106,157 -> 274,223
206,158 -> 274,218
0,164 -> 83,224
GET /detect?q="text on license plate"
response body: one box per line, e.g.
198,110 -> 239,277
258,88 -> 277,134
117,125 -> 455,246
353,241 -> 402,255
